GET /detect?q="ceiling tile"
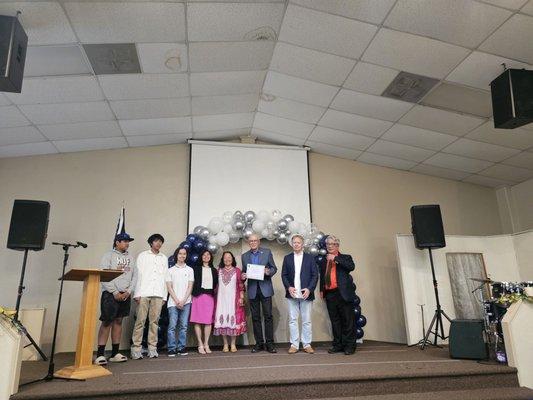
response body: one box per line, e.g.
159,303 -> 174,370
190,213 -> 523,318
190,71 -> 266,96
270,42 -> 356,86
290,0 -> 396,24
422,83 -> 493,117
522,0 -> 533,15
280,4 -> 377,58
64,2 -> 185,43
382,124 -> 458,150
53,137 -> 128,153
189,41 -> 274,72
262,71 -> 338,107
0,94 -> 10,106
399,105 -> 485,136
24,46 -> 91,77
0,142 -> 58,159
39,121 -> 123,141
357,152 -> 417,170
251,128 -> 307,146
362,28 -> 470,79
0,2 -> 76,45
442,138 -> 520,162
482,0 -> 529,10
6,76 -> 104,105
127,133 -> 191,148
501,151 -> 533,169
20,102 -> 114,125
424,153 -> 494,173
194,128 -> 250,141
0,106 -> 31,128
463,174 -> 513,188
258,97 -> 325,124
193,113 -> 254,132
330,89 -> 413,122
120,117 -> 192,136
466,120 -> 533,150
447,51 -> 531,91
479,163 -> 533,182
137,43 -> 188,74
384,0 -> 511,48
98,74 -> 189,100
0,126 -> 46,146
366,140 -> 434,162
411,164 -> 471,181
307,140 -> 362,160
187,3 -> 285,42
343,62 -> 399,95
253,112 -> 314,138
319,109 -> 393,137
192,94 -> 258,116
110,98 -> 191,120
480,14 -> 533,64
307,126 -> 374,150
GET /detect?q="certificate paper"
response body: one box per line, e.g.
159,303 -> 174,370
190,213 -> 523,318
246,264 -> 265,281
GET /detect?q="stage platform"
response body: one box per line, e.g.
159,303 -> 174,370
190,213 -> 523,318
11,341 -> 533,400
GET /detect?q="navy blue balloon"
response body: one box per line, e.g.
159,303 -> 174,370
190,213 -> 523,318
319,235 -> 328,248
356,315 -> 367,328
316,255 -> 324,263
354,306 -> 361,319
186,234 -> 198,243
356,327 -> 364,339
353,294 -> 361,306
188,253 -> 199,265
194,240 -> 206,252
167,255 -> 176,267
179,241 -> 191,250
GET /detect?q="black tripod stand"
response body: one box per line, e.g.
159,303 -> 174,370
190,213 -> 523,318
421,248 -> 451,349
22,242 -> 86,386
12,248 -> 48,361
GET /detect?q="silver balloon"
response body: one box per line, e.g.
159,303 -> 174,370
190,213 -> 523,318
319,248 -> 327,256
315,231 -> 325,241
243,228 -> 254,240
284,230 -> 292,238
309,245 -> 319,256
233,220 -> 245,231
266,220 -> 276,231
199,228 -> 210,240
244,210 -> 256,223
277,219 -> 288,232
229,231 -> 240,243
283,214 -> 295,223
193,225 -> 204,235
313,237 -> 320,245
272,229 -> 280,238
276,232 -> 288,244
207,243 -> 219,253
233,211 -> 243,221
266,233 -> 275,241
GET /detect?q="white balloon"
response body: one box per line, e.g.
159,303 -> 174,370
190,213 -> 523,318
222,211 -> 233,224
223,224 -> 233,233
272,209 -> 282,220
208,235 -> 217,244
288,220 -> 300,232
252,219 -> 265,233
208,217 -> 224,234
297,223 -> 307,235
257,210 -> 270,222
261,229 -> 270,238
215,231 -> 230,246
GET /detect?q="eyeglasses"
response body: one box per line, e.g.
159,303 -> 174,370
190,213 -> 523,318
249,240 -> 259,243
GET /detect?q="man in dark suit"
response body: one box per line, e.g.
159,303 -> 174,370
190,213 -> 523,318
281,234 -> 318,354
241,234 -> 278,353
319,235 -> 357,355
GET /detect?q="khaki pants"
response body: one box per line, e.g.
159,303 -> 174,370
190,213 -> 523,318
131,297 -> 163,351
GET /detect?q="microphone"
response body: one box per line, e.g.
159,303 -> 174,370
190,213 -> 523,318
76,241 -> 88,248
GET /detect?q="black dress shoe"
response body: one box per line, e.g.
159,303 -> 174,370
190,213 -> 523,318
266,345 -> 277,353
328,347 -> 344,354
344,348 -> 356,355
251,344 -> 264,353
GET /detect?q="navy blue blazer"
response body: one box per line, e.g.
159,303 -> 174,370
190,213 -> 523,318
281,252 -> 318,301
318,253 -> 356,303
241,247 -> 277,300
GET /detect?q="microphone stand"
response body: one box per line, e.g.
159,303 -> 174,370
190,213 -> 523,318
22,242 -> 87,386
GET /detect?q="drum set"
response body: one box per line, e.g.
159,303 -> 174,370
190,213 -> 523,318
471,278 -> 533,362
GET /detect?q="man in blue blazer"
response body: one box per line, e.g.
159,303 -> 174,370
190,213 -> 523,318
281,234 -> 318,354
241,234 -> 278,353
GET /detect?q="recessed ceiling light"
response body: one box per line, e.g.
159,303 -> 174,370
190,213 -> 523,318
382,71 -> 439,103
243,26 -> 277,41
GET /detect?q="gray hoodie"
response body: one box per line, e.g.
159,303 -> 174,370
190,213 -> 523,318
100,249 -> 136,294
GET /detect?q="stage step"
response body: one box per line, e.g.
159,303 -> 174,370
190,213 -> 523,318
320,387 -> 533,400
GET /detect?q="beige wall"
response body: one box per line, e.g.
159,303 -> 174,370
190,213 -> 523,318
496,179 -> 533,234
0,144 -> 503,352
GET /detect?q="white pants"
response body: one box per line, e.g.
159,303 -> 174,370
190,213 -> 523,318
287,298 -> 313,348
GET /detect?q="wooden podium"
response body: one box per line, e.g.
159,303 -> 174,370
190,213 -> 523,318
54,268 -> 122,380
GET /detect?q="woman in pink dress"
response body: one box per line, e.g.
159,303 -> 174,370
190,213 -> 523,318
190,250 -> 218,354
213,251 -> 247,352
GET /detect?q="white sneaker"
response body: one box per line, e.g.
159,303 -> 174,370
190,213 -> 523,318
94,355 -> 107,365
109,353 -> 127,363
148,349 -> 159,358
131,350 -> 143,360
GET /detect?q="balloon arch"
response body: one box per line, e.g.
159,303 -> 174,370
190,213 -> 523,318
175,210 -> 366,339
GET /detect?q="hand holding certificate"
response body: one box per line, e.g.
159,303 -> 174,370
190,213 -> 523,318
246,264 -> 265,281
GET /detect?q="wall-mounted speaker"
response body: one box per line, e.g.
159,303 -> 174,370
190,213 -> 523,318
0,15 -> 27,93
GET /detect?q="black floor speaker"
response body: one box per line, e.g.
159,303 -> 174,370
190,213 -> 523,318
7,200 -> 50,251
410,205 -> 446,249
449,319 -> 488,360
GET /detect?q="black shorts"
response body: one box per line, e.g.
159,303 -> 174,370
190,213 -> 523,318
100,291 -> 131,323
